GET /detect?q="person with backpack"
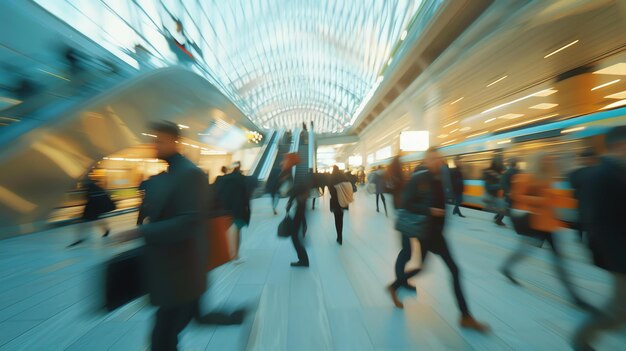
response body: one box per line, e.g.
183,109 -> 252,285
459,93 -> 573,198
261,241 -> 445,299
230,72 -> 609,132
328,165 -> 352,245
482,155 -> 506,226
387,148 -> 489,332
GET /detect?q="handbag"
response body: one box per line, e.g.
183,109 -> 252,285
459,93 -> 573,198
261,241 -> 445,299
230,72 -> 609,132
206,215 -> 236,271
394,209 -> 428,239
510,209 -> 531,235
104,247 -> 146,311
277,214 -> 294,238
334,182 -> 354,207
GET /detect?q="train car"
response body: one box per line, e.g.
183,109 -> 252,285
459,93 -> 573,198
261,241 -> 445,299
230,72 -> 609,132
372,105 -> 626,224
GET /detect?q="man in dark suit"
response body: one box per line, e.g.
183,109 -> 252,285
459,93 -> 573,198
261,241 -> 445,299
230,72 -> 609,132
115,121 -> 208,351
573,126 -> 626,351
568,150 -> 597,241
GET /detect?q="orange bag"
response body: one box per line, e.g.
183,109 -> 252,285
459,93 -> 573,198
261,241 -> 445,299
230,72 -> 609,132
281,153 -> 301,171
206,216 -> 236,271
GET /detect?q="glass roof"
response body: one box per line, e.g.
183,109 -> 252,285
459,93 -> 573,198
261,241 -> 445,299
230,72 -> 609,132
35,0 -> 438,133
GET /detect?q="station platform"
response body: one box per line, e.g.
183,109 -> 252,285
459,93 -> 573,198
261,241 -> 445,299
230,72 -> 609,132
0,189 -> 624,351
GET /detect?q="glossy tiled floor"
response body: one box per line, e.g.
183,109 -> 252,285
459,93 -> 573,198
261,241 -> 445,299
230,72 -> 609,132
1,189 -> 624,350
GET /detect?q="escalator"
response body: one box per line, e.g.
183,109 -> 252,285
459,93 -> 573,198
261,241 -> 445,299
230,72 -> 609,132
250,131 -> 277,179
271,131 -> 293,173
0,67 -> 255,239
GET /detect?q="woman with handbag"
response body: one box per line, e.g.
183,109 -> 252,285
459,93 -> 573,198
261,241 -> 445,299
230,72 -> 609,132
500,152 -> 592,310
328,165 -> 349,245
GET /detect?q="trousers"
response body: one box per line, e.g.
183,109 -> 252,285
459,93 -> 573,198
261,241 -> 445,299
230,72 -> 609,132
391,222 -> 470,316
151,299 -> 198,351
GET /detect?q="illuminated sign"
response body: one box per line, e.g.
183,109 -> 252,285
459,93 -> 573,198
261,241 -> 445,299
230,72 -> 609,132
400,131 -> 429,151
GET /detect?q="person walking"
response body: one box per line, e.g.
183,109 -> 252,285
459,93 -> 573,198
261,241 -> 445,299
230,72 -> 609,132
501,157 -> 519,216
387,156 -> 415,290
266,167 -> 282,215
386,148 -> 489,332
450,156 -> 466,217
67,177 -> 114,247
573,126 -> 626,351
374,166 -> 388,216
499,152 -> 592,310
113,121 -> 209,351
328,165 -> 349,245
215,162 -> 252,264
567,150 -> 597,242
286,176 -> 311,267
482,155 -> 506,226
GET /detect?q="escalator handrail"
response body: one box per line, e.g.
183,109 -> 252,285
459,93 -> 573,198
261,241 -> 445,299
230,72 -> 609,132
0,70 -> 135,151
258,129 -> 284,181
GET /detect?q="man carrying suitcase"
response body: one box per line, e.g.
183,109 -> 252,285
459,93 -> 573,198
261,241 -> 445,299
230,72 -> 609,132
114,121 -> 211,351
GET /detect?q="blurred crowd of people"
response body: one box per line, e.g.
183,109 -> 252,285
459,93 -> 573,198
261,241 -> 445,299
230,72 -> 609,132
64,122 -> 625,351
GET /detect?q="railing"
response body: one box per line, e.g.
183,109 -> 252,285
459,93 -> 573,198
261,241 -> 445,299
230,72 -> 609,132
257,129 -> 284,181
249,130 -> 275,177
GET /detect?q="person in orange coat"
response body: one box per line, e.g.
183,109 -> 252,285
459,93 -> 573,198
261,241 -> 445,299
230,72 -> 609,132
499,152 -> 592,310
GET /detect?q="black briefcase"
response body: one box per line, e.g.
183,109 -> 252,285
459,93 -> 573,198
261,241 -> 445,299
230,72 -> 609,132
104,247 -> 147,311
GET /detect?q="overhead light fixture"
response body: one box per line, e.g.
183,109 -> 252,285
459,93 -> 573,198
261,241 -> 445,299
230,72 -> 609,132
604,91 -> 626,99
530,103 -> 558,110
494,113 -> 558,131
38,68 -> 69,81
181,142 -> 190,146
191,145 -> 199,149
497,113 -> 525,119
141,133 -> 156,138
443,120 -> 458,128
497,139 -> 512,145
482,88 -> 557,114
544,40 -> 579,59
601,99 -> 626,110
178,124 -> 190,129
466,131 -> 489,139
441,139 -> 457,146
459,127 -> 472,132
450,97 -> 464,105
561,126 -> 586,134
486,75 -> 507,87
485,118 -> 496,123
593,63 -> 626,76
438,134 -> 449,138
591,79 -> 620,91
400,30 -> 408,41
533,89 -> 558,97
450,128 -> 459,134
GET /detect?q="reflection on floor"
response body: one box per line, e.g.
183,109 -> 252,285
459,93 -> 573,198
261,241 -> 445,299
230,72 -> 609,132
0,189 -> 624,350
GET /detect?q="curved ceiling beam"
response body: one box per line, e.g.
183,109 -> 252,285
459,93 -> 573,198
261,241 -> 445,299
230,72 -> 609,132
239,74 -> 363,106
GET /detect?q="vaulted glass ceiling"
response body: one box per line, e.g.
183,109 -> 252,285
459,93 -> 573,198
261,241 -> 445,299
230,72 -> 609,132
35,0 -> 439,133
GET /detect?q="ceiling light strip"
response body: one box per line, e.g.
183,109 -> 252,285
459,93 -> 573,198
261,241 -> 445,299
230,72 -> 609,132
486,75 -> 507,87
450,97 -> 464,105
591,79 -> 620,91
544,40 -> 579,59
482,88 -> 556,115
494,114 -> 558,131
443,120 -> 458,128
